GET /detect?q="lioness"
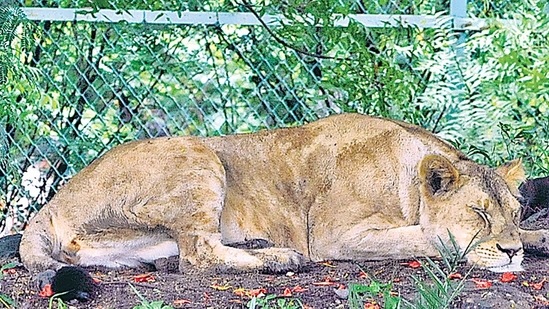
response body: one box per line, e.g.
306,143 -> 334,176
18,113 -> 549,284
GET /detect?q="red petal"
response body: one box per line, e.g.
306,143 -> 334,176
499,272 -> 517,283
133,273 -> 155,283
405,260 -> 421,268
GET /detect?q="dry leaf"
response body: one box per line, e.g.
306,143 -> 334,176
210,283 -> 232,291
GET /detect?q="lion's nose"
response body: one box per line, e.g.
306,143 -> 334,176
496,243 -> 520,259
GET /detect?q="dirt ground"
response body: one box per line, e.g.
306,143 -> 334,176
2,253 -> 549,308
2,212 -> 549,309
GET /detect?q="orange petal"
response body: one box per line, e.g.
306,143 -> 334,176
173,299 -> 192,305
291,285 -> 308,293
448,272 -> 463,280
282,287 -> 292,297
472,278 -> 492,289
532,278 -> 546,290
248,288 -> 267,297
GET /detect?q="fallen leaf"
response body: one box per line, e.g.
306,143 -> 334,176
313,276 -> 338,286
228,299 -> 243,304
358,271 -> 368,279
403,260 -> 421,268
2,268 -> 16,275
532,278 -> 546,290
282,287 -> 292,297
92,277 -> 102,284
210,283 -> 232,291
38,284 -> 54,298
319,261 -> 336,268
499,272 -> 517,283
233,287 -> 267,298
291,285 -> 308,293
248,288 -> 267,297
522,281 -> 530,287
173,299 -> 192,305
472,278 -> 492,289
133,273 -> 155,283
448,272 -> 463,280
233,288 -> 248,297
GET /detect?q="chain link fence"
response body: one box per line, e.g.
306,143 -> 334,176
1,0 -> 546,236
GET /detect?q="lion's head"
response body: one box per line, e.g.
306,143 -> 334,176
418,155 -> 525,272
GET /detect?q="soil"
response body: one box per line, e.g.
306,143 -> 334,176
2,256 -> 549,309
2,216 -> 549,309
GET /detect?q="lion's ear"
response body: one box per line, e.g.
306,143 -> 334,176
419,155 -> 460,197
495,158 -> 525,195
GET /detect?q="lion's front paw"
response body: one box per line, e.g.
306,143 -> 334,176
248,248 -> 306,273
520,228 -> 549,256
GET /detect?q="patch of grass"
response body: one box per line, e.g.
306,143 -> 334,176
0,262 -> 17,308
48,296 -> 68,309
348,277 -> 402,309
247,294 -> 304,309
129,283 -> 174,309
0,262 -> 17,280
0,293 -> 15,308
404,231 -> 476,309
348,230 -> 476,309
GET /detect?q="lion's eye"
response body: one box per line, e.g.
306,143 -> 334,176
472,207 -> 491,229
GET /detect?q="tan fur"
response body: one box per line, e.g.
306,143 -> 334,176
18,114 -> 549,274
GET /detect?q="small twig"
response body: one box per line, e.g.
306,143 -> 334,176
240,0 -> 352,61
431,104 -> 448,134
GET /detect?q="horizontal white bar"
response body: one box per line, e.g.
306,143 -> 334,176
21,8 -> 512,30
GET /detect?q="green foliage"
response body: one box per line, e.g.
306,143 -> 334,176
247,294 -> 304,309
0,293 -> 15,308
129,283 -> 174,309
348,232 -> 473,309
48,296 -> 68,309
0,262 -> 17,280
348,277 -> 402,309
404,232 -> 474,309
2,0 -> 548,234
